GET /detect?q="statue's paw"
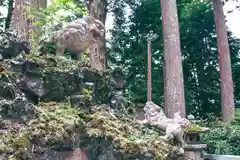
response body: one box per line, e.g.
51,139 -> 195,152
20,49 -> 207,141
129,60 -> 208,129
179,148 -> 184,154
60,56 -> 67,59
109,110 -> 117,119
111,114 -> 117,119
136,119 -> 146,124
135,119 -> 142,124
160,136 -> 169,142
57,55 -> 68,60
182,142 -> 187,147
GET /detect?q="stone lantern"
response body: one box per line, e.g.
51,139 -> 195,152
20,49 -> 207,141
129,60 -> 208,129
183,114 -> 209,160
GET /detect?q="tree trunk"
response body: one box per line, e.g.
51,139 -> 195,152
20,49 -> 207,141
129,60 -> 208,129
5,0 -> 14,30
11,0 -> 47,45
38,0 -> 47,8
160,0 -> 186,118
212,0 -> 234,122
11,0 -> 28,39
88,0 -> 108,70
33,0 -> 47,46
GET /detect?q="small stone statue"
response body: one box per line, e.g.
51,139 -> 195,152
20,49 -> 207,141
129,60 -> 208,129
35,15 -> 105,61
136,101 -> 190,154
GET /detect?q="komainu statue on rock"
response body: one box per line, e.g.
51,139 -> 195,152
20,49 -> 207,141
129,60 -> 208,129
35,15 -> 105,61
136,101 -> 190,153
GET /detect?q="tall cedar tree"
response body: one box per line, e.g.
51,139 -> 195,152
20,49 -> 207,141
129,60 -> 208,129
11,0 -> 47,41
160,0 -> 186,118
212,0 -> 235,122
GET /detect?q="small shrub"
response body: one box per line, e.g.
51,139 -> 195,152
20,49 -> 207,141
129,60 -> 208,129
201,110 -> 240,155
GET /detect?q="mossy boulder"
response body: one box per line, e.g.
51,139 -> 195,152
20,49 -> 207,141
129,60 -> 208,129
0,53 -> 113,104
0,102 -> 185,160
0,29 -> 30,60
0,53 -> 187,159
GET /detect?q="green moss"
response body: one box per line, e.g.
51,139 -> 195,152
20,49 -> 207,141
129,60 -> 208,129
19,54 -> 110,102
0,132 -> 30,160
7,156 -> 18,160
0,145 -> 14,154
0,102 -> 83,158
187,124 -> 202,131
83,88 -> 92,100
1,101 -> 179,159
86,108 -> 173,159
12,135 -> 30,149
24,53 -> 86,71
27,102 -> 83,144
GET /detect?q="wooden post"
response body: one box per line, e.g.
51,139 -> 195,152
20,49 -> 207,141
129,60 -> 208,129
147,39 -> 152,102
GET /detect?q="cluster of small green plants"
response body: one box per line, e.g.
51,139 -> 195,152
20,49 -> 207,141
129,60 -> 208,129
201,109 -> 240,155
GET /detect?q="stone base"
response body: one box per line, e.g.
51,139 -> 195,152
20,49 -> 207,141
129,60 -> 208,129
184,144 -> 207,160
184,151 -> 202,160
184,144 -> 207,151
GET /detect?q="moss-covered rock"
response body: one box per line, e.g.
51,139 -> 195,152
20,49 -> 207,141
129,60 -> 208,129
1,53 -> 113,104
0,101 -> 185,160
0,29 -> 30,60
0,54 -> 187,159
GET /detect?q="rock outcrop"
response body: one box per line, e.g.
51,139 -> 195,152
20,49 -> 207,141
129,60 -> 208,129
0,31 -> 186,160
0,29 -> 30,60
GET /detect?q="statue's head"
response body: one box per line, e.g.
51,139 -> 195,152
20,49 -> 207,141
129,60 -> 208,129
82,15 -> 105,42
144,101 -> 163,115
173,111 -> 190,129
91,20 -> 105,37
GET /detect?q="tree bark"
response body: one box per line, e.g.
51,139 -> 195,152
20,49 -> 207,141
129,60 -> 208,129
160,0 -> 186,118
11,0 -> 47,43
212,0 -> 234,122
88,0 -> 108,70
11,0 -> 28,39
5,0 -> 14,30
38,0 -> 47,8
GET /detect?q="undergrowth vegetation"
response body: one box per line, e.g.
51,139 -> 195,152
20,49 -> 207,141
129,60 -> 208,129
202,109 -> 240,155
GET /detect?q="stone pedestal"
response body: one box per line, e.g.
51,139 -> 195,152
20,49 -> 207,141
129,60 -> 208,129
184,143 -> 207,160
